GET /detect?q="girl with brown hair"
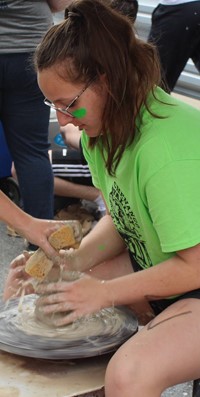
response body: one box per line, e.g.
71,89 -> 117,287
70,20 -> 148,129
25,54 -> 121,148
9,0 -> 200,395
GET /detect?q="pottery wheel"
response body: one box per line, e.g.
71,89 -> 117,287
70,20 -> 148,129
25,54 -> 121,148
0,295 -> 138,359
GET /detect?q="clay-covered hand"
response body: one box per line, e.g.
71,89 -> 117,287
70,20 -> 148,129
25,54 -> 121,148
17,218 -> 67,259
3,251 -> 34,301
35,275 -> 111,326
59,248 -> 83,272
17,218 -> 82,260
0,191 -> 68,258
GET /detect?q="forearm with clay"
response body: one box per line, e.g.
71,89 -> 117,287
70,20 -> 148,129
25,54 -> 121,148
61,214 -> 126,273
0,191 -> 32,235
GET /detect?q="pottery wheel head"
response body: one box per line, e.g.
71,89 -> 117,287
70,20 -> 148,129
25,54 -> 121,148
0,295 -> 138,359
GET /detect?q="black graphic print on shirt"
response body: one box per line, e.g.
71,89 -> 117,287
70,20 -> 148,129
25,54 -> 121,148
110,181 -> 152,271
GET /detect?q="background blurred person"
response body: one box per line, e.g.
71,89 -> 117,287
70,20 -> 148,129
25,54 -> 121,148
110,0 -> 138,22
0,0 -> 70,249
148,0 -> 200,92
11,123 -> 106,220
51,124 -> 106,217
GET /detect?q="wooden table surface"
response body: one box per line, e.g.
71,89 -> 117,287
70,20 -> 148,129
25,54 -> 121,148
0,350 -> 109,397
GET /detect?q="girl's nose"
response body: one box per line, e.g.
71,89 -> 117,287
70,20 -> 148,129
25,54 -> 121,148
56,111 -> 74,126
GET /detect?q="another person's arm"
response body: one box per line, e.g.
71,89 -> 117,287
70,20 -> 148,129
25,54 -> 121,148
60,124 -> 81,150
54,176 -> 101,201
0,190 -> 62,258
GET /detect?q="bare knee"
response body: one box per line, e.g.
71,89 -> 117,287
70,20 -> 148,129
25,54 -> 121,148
105,347 -> 163,397
105,350 -> 142,396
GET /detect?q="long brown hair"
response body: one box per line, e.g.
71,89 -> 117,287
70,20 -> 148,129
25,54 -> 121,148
35,0 -> 161,175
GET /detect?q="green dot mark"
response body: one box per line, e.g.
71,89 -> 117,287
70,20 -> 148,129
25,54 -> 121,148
98,244 -> 105,251
72,108 -> 87,118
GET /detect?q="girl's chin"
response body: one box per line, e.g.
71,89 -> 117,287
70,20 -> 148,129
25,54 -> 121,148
82,126 -> 101,138
78,125 -> 85,131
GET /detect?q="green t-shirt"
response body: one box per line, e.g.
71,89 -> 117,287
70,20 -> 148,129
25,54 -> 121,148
81,87 -> 200,271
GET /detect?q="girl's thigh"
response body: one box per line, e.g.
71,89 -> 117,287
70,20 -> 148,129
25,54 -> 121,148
108,298 -> 200,390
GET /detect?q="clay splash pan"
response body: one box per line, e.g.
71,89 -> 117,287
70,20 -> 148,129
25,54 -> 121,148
0,294 -> 138,359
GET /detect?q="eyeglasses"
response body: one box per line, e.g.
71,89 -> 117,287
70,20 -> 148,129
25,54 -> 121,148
44,83 -> 90,118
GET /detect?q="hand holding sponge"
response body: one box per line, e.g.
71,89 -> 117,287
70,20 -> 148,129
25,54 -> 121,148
25,221 -> 82,281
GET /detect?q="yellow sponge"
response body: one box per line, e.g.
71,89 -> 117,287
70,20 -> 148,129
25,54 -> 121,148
25,223 -> 81,281
24,248 -> 53,281
48,224 -> 76,250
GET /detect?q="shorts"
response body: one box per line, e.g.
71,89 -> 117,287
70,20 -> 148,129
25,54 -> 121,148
128,250 -> 200,315
149,289 -> 200,316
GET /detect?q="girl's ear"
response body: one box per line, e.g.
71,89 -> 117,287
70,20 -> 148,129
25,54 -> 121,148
98,73 -> 108,92
99,73 -> 107,84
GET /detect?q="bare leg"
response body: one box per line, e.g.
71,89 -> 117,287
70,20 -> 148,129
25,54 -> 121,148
105,298 -> 200,397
